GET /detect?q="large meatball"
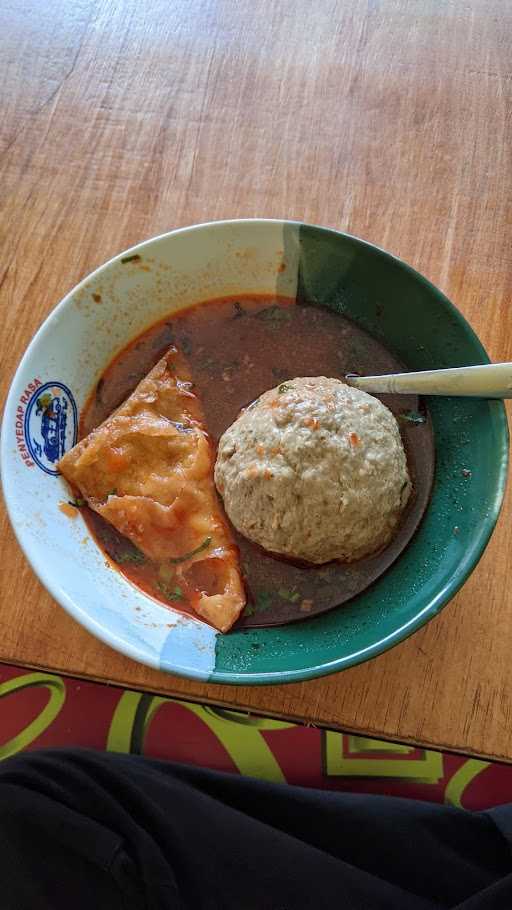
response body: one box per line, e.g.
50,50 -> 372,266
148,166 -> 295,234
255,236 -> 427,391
214,377 -> 411,564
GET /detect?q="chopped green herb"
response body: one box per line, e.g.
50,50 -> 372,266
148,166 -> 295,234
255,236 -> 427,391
107,488 -> 118,497
68,497 -> 86,508
254,305 -> 292,326
254,591 -> 273,612
244,590 -> 274,617
278,587 -> 300,603
157,581 -> 185,601
232,301 -> 245,318
158,562 -> 175,584
120,254 -> 141,264
116,548 -> 146,565
278,383 -> 291,394
168,537 -> 212,565
399,410 -> 426,425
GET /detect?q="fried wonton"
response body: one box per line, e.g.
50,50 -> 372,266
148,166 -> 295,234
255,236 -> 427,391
59,348 -> 245,632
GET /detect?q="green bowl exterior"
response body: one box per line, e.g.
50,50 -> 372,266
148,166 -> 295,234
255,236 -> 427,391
210,223 -> 509,684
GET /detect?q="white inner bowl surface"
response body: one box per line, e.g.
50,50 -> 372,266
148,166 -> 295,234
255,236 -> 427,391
1,220 -> 304,679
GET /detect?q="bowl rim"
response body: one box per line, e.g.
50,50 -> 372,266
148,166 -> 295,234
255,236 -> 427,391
1,218 -> 509,684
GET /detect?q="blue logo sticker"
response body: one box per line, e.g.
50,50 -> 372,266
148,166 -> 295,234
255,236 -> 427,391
24,382 -> 78,476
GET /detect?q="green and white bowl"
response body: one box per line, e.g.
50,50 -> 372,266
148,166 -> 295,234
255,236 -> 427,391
1,220 -> 508,683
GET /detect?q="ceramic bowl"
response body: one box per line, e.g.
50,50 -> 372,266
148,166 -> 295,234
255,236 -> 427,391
1,220 -> 508,683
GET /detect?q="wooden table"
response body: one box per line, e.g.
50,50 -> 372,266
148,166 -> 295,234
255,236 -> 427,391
2,0 -> 512,763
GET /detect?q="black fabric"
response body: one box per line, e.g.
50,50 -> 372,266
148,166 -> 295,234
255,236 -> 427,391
1,749 -> 512,909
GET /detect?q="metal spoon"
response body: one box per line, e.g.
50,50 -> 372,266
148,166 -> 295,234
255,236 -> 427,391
345,363 -> 512,398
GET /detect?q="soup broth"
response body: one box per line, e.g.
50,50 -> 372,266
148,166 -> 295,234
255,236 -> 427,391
79,295 -> 434,628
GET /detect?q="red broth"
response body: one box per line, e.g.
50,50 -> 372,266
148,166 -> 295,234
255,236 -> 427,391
78,295 -> 433,628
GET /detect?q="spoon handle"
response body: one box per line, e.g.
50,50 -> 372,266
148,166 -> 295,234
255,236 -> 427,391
346,363 -> 512,398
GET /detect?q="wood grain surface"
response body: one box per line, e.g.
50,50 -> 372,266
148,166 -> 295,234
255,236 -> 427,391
1,0 -> 512,761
